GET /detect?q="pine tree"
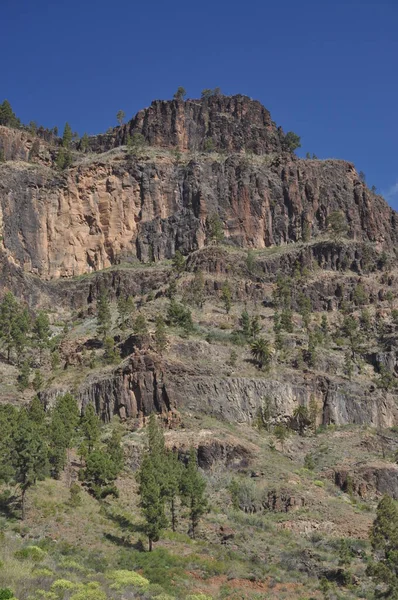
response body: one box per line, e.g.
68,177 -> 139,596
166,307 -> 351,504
104,336 -> 119,364
326,211 -> 347,241
133,313 -> 148,335
32,370 -> 44,391
368,495 -> 398,598
173,87 -> 187,100
180,448 -> 207,538
186,270 -> 205,308
62,122 -> 73,148
33,311 -> 51,363
274,423 -> 289,452
48,394 -> 79,478
18,360 -> 31,390
207,214 -> 224,245
106,429 -> 124,472
0,405 -> 18,483
172,250 -> 186,274
80,404 -> 100,453
80,132 -> 89,152
0,292 -> 20,361
11,409 -> 49,519
0,100 -> 20,127
154,315 -> 168,355
116,110 -> 125,126
221,281 -> 232,314
164,450 -> 183,532
298,293 -> 311,331
138,453 -> 167,551
117,295 -> 134,331
240,310 -> 251,338
96,289 -> 111,340
83,449 -> 120,498
13,307 -> 30,362
28,396 -> 45,427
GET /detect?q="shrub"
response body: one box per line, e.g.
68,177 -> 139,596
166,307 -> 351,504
0,590 -> 14,600
106,569 -> 149,589
14,545 -> 46,563
70,583 -> 106,600
167,300 -> 194,333
51,579 -> 76,593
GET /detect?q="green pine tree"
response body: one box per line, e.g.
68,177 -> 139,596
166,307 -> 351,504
138,453 -> 167,551
82,449 -> 119,498
172,250 -> 186,274
62,122 -> 73,148
154,315 -> 168,355
207,214 -> 224,245
0,404 -> 18,483
133,313 -> 148,335
80,404 -> 101,453
180,447 -> 208,538
27,396 -> 46,427
80,132 -> 89,152
221,281 -> 232,314
11,409 -> 49,519
105,429 -> 124,472
164,450 -> 183,532
117,295 -> 134,331
18,360 -> 31,390
33,311 -> 51,363
32,370 -> 44,392
368,495 -> 398,598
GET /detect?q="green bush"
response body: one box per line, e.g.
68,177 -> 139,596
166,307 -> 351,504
106,569 -> 149,589
0,590 -> 14,600
117,548 -> 187,592
14,545 -> 47,563
51,579 -> 76,594
167,300 -> 194,333
70,583 -> 106,600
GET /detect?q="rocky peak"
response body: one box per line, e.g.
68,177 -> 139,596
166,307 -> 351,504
89,94 -> 285,155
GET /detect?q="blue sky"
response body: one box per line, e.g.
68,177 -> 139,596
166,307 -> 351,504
2,0 -> 398,208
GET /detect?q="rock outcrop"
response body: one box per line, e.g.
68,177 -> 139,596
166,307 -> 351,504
0,96 -> 397,280
87,95 -> 285,155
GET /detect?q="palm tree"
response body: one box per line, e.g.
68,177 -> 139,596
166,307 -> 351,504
293,405 -> 310,436
250,337 -> 271,370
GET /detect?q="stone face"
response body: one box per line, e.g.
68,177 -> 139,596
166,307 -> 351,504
331,462 -> 398,499
0,96 -> 397,280
0,151 -> 396,280
88,95 -> 284,155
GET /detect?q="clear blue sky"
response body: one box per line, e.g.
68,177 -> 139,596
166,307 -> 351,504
2,0 -> 398,208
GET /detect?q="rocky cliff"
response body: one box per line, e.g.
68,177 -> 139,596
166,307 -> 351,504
87,95 -> 285,155
1,93 -> 398,435
0,111 -> 396,280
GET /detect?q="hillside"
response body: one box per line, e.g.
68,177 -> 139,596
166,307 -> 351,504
1,94 -> 398,600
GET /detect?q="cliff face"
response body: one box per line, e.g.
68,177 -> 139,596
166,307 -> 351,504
88,95 -> 284,155
0,148 -> 396,279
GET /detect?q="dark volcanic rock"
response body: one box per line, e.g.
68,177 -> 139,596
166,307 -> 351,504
88,95 -> 285,155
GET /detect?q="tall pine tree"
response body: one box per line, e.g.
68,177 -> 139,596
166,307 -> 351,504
180,447 -> 207,538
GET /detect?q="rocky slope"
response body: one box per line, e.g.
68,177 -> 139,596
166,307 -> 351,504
1,94 -> 398,436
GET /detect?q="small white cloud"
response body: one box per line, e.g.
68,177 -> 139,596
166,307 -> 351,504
383,182 -> 398,201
